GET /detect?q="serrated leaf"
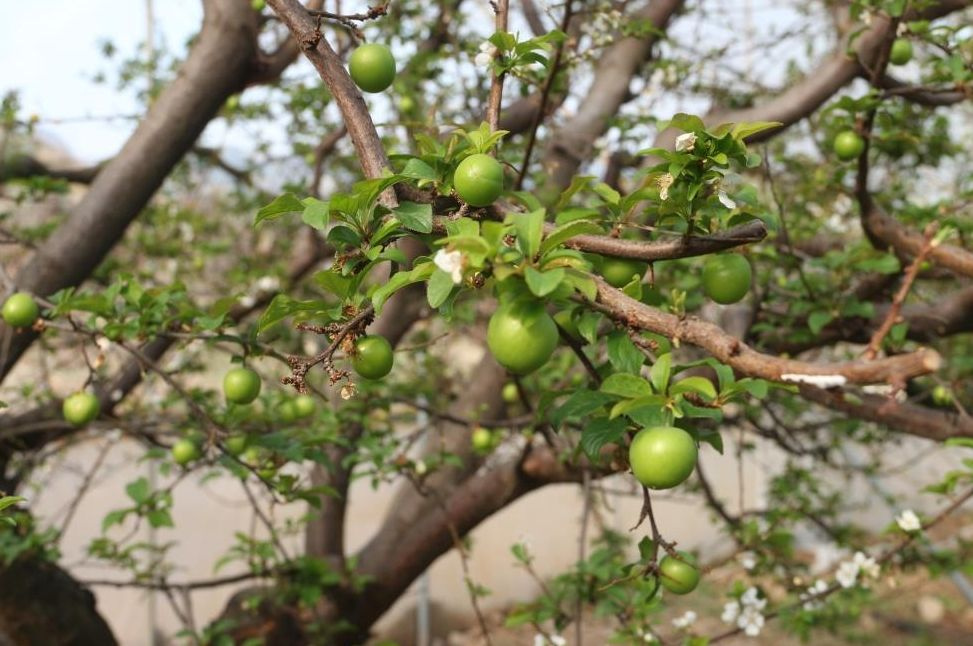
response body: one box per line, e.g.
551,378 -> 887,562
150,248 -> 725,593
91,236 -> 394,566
393,201 -> 433,233
301,197 -> 330,230
524,266 -> 565,297
254,193 -> 304,227
400,158 -> 437,181
540,220 -> 603,255
600,373 -> 654,398
426,269 -> 455,308
125,477 -> 150,504
550,390 -> 614,427
372,262 -> 435,313
580,418 -> 628,459
649,353 -> 672,394
607,331 -> 644,374
510,208 -> 545,259
257,294 -> 326,334
670,376 -> 717,400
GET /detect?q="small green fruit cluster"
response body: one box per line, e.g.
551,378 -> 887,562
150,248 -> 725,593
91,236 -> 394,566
2,293 -> 40,328
279,394 -> 316,422
172,438 -> 202,466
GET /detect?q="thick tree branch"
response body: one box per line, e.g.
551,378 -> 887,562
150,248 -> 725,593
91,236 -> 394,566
862,205 -> 973,277
591,278 -> 941,385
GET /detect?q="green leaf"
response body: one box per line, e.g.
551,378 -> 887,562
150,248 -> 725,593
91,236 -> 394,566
729,120 -> 783,140
254,193 -> 304,227
372,262 -> 435,313
607,331 -> 644,374
426,269 -> 455,308
147,509 -> 174,528
550,390 -> 614,427
510,208 -> 545,259
102,509 -> 130,532
400,158 -> 437,181
695,428 -> 724,454
600,373 -> 654,399
649,353 -> 672,394
313,269 -> 353,299
554,176 -> 594,210
393,202 -> 433,233
0,496 -> 23,513
125,477 -> 150,504
301,197 -> 330,230
807,310 -> 833,335
580,418 -> 628,459
610,396 -> 667,420
257,294 -> 326,334
539,220 -> 603,255
855,254 -> 900,274
945,438 -> 973,450
667,113 -> 706,133
670,376 -> 717,400
524,266 -> 565,297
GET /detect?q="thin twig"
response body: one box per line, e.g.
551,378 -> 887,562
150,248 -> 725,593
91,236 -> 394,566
486,0 -> 510,132
863,223 -> 938,360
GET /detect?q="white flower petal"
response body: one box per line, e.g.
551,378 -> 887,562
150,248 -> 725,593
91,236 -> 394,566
434,248 -> 465,284
675,132 -> 697,152
896,509 -> 921,532
718,190 -> 737,210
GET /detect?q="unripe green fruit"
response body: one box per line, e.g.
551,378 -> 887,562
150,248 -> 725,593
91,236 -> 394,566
352,335 -> 394,380
62,392 -> 101,427
834,130 -> 865,161
348,43 -> 396,93
658,551 -> 701,595
279,400 -> 299,422
600,257 -> 648,288
293,394 -> 316,418
2,293 -> 39,328
502,382 -> 520,404
224,367 -> 261,404
454,154 -> 504,207
471,427 -> 494,452
628,426 -> 697,489
224,434 -> 249,456
487,299 -> 558,375
889,39 -> 913,65
701,254 -> 751,305
172,439 -> 201,466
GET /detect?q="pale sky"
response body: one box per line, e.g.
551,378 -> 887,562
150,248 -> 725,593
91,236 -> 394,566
0,0 -> 201,162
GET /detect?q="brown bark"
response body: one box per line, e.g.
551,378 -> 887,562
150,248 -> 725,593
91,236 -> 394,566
0,557 -> 117,646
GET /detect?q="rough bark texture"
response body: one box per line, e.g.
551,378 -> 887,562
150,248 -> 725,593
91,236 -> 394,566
0,0 -> 260,382
0,557 -> 117,646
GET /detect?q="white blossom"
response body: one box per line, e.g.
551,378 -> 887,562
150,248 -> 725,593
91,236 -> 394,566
780,373 -> 847,388
672,610 -> 697,629
896,509 -> 922,533
433,248 -> 464,284
675,132 -> 697,152
718,190 -> 737,210
739,551 -> 757,571
853,551 -> 880,580
474,41 -> 497,68
658,172 -> 674,201
741,586 -> 767,611
836,559 -> 859,588
738,605 -> 765,637
533,635 -> 565,646
256,275 -> 280,292
721,601 -> 741,624
801,579 -> 830,611
239,294 -> 257,308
